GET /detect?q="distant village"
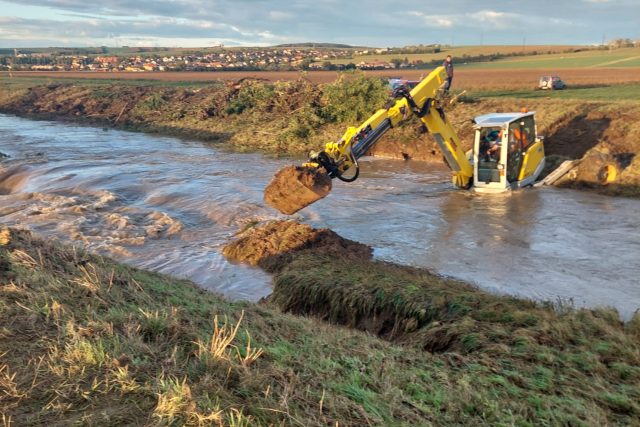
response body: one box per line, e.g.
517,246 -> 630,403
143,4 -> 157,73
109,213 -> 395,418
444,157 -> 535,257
0,46 -> 443,72
4,41 -> 633,73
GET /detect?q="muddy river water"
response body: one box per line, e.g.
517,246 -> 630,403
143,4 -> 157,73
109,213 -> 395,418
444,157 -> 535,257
1,114 -> 639,318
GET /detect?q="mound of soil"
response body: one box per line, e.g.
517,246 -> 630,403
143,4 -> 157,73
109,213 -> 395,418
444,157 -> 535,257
222,220 -> 371,271
264,166 -> 332,215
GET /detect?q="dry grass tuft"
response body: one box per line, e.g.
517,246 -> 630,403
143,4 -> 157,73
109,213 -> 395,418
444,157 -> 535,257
8,250 -> 38,269
195,310 -> 264,369
195,312 -> 244,361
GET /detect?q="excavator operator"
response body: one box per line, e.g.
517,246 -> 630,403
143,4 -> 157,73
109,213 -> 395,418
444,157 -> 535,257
481,129 -> 502,161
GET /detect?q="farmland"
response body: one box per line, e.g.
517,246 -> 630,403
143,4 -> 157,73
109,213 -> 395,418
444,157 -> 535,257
462,47 -> 640,69
328,44 -> 582,65
4,66 -> 640,95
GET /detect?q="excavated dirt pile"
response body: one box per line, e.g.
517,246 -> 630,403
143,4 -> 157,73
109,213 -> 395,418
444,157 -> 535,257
222,220 -> 371,271
263,166 -> 332,215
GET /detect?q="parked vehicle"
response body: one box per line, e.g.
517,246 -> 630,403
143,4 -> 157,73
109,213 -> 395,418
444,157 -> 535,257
539,76 -> 566,90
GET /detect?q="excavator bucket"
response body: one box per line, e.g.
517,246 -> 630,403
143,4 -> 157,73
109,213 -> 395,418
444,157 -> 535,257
264,166 -> 332,215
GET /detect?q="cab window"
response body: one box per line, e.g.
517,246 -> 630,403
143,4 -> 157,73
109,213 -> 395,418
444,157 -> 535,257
508,116 -> 534,150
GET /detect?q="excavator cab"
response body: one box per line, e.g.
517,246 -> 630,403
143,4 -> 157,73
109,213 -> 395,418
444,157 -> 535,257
472,112 -> 545,193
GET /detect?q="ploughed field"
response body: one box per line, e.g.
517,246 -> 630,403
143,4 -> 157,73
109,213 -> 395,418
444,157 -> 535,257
4,67 -> 640,90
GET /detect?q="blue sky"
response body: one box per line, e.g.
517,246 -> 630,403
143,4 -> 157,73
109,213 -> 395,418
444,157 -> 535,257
0,0 -> 638,47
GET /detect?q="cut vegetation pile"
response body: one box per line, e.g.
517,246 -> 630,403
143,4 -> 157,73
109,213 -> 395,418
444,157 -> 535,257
0,74 -> 388,155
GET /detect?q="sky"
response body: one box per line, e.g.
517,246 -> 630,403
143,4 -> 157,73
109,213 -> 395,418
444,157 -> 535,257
0,0 -> 638,48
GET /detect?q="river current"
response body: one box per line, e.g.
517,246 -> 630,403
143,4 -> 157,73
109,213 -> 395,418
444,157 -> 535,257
1,115 -> 638,318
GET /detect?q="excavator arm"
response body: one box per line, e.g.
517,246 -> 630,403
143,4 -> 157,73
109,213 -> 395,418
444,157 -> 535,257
264,66 -> 474,215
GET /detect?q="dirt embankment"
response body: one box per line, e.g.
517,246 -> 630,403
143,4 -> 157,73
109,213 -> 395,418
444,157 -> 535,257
225,220 -> 632,343
370,99 -> 640,195
0,79 -> 331,152
1,80 -> 639,195
223,220 -> 372,271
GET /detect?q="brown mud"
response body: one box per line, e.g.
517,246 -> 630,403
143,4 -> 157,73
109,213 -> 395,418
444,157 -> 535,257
223,220 -> 371,270
263,166 -> 332,215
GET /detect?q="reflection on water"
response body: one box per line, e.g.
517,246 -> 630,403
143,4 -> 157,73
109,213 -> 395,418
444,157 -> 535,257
1,115 -> 639,318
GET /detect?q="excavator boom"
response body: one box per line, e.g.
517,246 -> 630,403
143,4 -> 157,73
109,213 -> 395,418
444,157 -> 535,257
265,66 -> 474,215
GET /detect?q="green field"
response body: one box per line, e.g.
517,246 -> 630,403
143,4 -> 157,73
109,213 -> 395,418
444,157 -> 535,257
329,45 -> 580,65
328,45 -> 640,69
461,47 -> 640,69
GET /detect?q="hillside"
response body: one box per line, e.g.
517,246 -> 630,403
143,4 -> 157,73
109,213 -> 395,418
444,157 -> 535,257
462,47 -> 640,69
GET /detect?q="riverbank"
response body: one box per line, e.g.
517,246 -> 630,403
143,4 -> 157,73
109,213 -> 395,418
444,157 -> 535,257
2,224 -> 639,425
1,77 -> 639,195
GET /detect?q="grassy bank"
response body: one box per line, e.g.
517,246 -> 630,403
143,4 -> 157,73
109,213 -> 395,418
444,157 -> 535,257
3,224 -> 639,426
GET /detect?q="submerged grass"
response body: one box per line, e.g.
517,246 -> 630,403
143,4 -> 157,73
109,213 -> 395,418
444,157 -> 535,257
2,226 -> 639,425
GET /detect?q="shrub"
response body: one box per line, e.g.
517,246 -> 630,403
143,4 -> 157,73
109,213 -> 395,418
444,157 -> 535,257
225,82 -> 275,115
320,73 -> 389,123
140,93 -> 166,111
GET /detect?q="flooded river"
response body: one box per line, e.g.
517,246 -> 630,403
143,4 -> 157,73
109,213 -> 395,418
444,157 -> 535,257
1,115 -> 639,318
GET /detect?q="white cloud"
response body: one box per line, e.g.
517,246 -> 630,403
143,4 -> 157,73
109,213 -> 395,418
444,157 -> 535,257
0,1 -> 636,47
408,11 -> 456,28
408,9 -> 574,31
268,11 -> 293,21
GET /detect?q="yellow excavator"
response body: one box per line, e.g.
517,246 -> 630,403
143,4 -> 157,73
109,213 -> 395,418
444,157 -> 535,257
265,66 -> 546,215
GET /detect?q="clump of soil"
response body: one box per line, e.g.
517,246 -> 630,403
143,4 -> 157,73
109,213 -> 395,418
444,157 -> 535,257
222,220 -> 371,271
264,166 -> 332,215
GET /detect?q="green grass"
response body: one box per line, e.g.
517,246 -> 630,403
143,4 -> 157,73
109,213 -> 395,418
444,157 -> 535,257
267,249 -> 640,424
469,83 -> 640,101
0,227 -> 431,425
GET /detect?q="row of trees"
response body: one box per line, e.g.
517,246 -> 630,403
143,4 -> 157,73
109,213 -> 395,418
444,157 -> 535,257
608,38 -> 640,48
374,45 -> 441,55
